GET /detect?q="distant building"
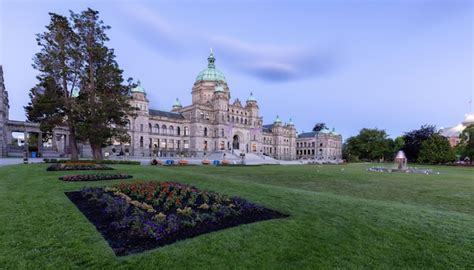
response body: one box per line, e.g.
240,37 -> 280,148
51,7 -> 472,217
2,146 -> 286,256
296,128 -> 342,162
439,113 -> 474,147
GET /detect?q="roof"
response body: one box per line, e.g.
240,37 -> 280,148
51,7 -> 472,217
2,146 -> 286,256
149,109 -> 185,120
298,128 -> 341,138
195,52 -> 226,83
439,124 -> 464,137
298,131 -> 317,138
263,124 -> 274,133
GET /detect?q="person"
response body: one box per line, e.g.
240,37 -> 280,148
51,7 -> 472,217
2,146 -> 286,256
23,150 -> 29,164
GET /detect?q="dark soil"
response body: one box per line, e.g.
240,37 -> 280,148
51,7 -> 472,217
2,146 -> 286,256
66,191 -> 288,256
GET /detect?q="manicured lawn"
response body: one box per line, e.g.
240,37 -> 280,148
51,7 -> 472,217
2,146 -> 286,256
0,163 -> 472,268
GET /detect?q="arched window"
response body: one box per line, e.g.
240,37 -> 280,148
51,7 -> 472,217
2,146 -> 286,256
169,126 -> 174,135
204,127 -> 208,137
177,127 -> 181,135
161,125 -> 167,135
240,118 -> 243,124
231,116 -> 234,122
154,124 -> 159,133
140,136 -> 144,147
148,123 -> 152,132
221,129 -> 224,137
245,119 -> 248,125
184,127 -> 189,136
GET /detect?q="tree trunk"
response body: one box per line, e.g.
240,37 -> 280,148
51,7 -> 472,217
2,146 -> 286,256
91,143 -> 103,160
69,133 -> 79,161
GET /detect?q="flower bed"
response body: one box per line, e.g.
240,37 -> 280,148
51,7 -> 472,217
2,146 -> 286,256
43,159 -> 140,165
66,181 -> 287,256
59,174 -> 132,182
178,159 -> 188,166
201,159 -> 210,165
47,163 -> 114,171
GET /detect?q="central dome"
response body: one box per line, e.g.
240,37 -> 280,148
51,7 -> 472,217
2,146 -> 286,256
195,51 -> 226,83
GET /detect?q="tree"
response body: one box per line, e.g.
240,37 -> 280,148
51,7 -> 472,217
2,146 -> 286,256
25,13 -> 82,160
344,128 -> 394,161
394,136 -> 405,152
402,125 -> 436,162
417,134 -> 455,164
313,123 -> 327,132
460,124 -> 474,164
71,8 -> 132,160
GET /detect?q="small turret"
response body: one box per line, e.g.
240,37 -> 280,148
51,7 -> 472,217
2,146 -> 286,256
172,98 -> 182,111
274,115 -> 282,125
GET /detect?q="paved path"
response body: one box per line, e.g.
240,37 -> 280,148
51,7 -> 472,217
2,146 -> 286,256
0,158 -> 46,167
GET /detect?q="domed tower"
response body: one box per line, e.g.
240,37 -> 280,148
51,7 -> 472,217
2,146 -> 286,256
212,83 -> 229,112
172,98 -> 183,112
246,92 -> 259,115
192,50 -> 230,105
130,80 -> 149,115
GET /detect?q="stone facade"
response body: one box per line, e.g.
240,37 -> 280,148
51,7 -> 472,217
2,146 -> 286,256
296,128 -> 343,162
0,53 -> 298,160
0,66 -> 8,157
108,52 -> 297,160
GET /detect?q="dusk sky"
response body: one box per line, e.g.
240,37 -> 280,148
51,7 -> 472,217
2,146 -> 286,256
0,0 -> 472,140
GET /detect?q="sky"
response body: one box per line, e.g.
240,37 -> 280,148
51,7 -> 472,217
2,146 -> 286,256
0,0 -> 473,140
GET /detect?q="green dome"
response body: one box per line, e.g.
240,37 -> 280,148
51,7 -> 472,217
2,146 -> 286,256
247,92 -> 257,102
131,80 -> 146,93
195,52 -> 226,82
173,98 -> 182,107
288,118 -> 294,126
274,115 -> 282,124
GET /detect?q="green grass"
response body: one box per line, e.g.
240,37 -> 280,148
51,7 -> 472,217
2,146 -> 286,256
0,163 -> 473,269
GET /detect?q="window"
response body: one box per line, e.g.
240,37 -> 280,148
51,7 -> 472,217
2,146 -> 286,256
177,127 -> 181,135
169,126 -> 174,135
140,124 -> 143,132
162,125 -> 167,135
140,136 -> 143,147
149,138 -> 152,148
204,127 -> 208,137
184,127 -> 189,136
221,129 -> 224,137
148,123 -> 152,132
203,140 -> 208,151
154,124 -> 159,133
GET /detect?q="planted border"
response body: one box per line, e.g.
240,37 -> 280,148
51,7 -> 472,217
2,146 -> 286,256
66,181 -> 287,256
59,174 -> 132,182
47,163 -> 114,171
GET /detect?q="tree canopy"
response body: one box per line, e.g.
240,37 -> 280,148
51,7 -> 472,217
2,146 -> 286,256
312,123 -> 327,132
344,128 -> 394,161
402,125 -> 436,162
417,134 -> 455,164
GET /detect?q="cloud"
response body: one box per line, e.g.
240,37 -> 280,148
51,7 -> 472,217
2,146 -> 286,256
209,35 -> 339,81
117,3 -> 182,55
116,5 -> 339,81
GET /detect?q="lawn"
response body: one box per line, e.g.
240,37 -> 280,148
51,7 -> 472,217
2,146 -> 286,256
0,163 -> 472,269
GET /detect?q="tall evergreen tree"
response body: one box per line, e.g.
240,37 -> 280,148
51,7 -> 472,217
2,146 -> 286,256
25,13 -> 82,160
71,8 -> 132,160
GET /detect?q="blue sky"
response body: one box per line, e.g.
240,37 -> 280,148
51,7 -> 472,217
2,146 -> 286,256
1,0 -> 472,139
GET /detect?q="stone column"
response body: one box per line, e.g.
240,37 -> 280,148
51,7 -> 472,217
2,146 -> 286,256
52,132 -> 57,151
